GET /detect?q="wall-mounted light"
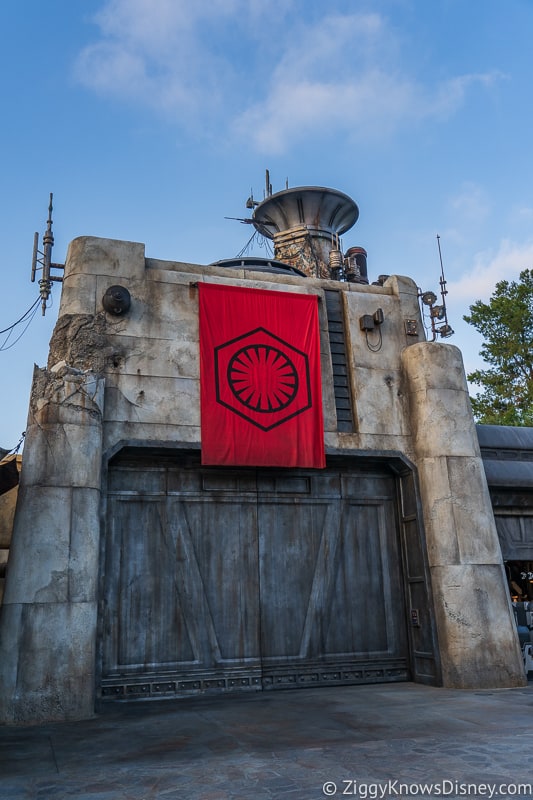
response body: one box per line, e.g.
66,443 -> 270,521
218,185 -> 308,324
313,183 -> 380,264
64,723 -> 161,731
421,291 -> 437,307
102,285 -> 131,316
439,324 -> 454,339
430,305 -> 446,320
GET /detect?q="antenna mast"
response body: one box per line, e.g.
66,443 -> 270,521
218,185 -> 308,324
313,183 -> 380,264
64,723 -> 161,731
419,235 -> 454,340
30,193 -> 64,315
436,235 -> 454,338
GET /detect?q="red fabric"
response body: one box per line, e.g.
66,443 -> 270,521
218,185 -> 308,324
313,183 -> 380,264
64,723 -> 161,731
199,282 -> 325,468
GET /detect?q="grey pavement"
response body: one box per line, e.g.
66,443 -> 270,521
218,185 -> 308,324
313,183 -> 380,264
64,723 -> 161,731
1,681 -> 533,800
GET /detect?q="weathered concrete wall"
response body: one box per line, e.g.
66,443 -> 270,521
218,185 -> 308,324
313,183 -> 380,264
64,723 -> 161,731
52,237 -> 426,457
0,235 -> 525,722
401,343 -> 525,688
0,365 -> 104,722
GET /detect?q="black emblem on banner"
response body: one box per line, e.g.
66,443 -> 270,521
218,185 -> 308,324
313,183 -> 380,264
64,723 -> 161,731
215,327 -> 312,431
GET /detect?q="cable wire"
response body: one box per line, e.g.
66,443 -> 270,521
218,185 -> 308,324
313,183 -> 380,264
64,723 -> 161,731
0,299 -> 41,352
0,297 -> 41,335
0,433 -> 25,462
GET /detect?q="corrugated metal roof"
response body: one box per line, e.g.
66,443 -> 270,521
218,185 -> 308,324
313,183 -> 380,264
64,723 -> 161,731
477,424 -> 533,488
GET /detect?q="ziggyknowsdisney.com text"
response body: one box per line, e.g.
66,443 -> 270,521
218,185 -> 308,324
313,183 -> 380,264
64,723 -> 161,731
322,780 -> 533,797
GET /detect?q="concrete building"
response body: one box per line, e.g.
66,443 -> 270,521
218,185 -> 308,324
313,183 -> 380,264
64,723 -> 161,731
0,184 -> 525,724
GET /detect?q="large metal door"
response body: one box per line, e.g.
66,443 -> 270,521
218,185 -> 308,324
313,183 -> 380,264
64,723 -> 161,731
99,454 -> 410,701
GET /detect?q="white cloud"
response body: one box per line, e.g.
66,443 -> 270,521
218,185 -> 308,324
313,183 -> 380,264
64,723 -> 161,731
449,182 -> 492,225
74,1 -> 504,152
430,71 -> 505,118
235,70 -> 418,154
448,239 -> 533,303
74,0 -> 258,117
92,0 -> 244,49
444,240 -> 533,379
231,13 -> 502,152
513,205 -> 533,223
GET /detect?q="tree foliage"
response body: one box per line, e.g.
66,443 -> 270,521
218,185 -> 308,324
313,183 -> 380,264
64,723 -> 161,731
463,269 -> 533,426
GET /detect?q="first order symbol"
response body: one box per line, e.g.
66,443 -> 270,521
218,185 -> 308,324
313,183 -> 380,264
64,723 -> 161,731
228,344 -> 299,413
214,327 -> 313,432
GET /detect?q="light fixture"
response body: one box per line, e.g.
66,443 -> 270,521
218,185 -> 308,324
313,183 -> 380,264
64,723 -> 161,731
430,305 -> 446,320
438,324 -> 454,339
421,291 -> 437,306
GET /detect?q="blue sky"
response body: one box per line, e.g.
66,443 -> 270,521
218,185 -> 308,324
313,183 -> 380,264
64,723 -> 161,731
1,0 -> 533,448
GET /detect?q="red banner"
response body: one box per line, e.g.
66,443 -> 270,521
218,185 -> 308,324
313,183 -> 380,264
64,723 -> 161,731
199,282 -> 325,468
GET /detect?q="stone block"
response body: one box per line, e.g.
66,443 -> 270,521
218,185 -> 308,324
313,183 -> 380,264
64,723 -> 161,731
319,345 -> 337,434
344,293 -> 410,372
96,273 -> 199,344
0,601 -> 22,719
402,341 -> 469,393
406,387 -> 479,458
32,371 -> 105,427
401,344 -> 476,460
384,275 -> 423,321
68,488 -> 101,603
0,601 -> 97,723
64,237 -> 146,282
103,375 -> 200,426
430,563 -> 526,689
58,273 -> 98,316
20,420 -> 103,490
4,485 -> 100,607
3,486 -> 72,604
147,262 -> 247,288
102,335 -> 199,380
352,367 -> 411,436
418,456 -> 503,566
416,457 -> 460,566
447,456 -> 504,563
102,422 -> 201,454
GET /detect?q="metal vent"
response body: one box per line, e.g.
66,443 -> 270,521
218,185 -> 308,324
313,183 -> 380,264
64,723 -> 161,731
324,290 -> 354,432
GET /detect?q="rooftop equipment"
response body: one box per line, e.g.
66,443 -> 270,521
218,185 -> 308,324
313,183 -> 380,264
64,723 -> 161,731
250,173 -> 366,282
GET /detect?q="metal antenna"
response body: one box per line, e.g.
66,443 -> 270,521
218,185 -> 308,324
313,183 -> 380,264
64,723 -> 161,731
418,235 -> 454,340
40,194 -> 54,315
30,193 -> 64,316
265,169 -> 272,198
437,234 -> 445,288
436,235 -> 454,338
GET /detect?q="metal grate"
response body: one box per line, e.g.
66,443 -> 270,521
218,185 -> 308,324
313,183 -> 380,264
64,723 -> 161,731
324,290 -> 355,432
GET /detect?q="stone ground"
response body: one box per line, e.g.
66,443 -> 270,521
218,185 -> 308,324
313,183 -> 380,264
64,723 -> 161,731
1,681 -> 533,800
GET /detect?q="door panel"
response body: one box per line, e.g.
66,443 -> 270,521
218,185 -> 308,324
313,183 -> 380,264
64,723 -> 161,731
105,498 -> 195,670
258,498 -> 338,659
175,497 -> 260,663
100,457 -> 413,700
325,502 -> 405,656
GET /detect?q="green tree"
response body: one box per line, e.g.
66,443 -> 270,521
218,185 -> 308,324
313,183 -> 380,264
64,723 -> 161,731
463,268 -> 533,426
